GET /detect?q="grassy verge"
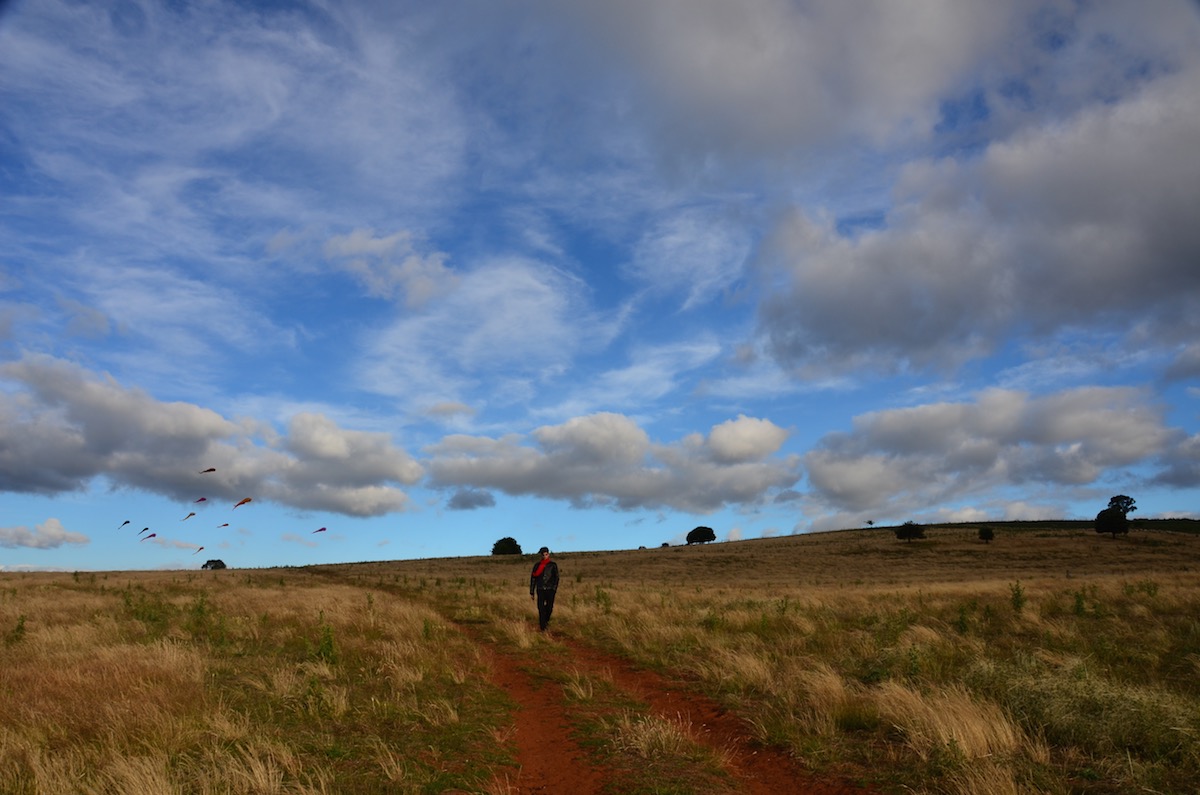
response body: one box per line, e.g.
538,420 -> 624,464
0,569 -> 516,794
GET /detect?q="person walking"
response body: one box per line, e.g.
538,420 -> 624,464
529,546 -> 559,632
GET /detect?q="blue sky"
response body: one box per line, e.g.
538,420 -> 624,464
2,0 -> 1198,572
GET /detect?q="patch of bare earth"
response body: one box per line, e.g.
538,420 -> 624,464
474,624 -> 879,795
483,642 -> 609,794
559,636 -> 876,795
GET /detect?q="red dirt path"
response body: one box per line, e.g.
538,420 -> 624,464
478,629 -> 879,795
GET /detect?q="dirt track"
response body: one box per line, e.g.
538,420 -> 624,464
473,628 -> 878,795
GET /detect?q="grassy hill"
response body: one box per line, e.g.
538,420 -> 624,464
4,521 -> 1200,794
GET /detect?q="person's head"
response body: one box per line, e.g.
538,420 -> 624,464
538,546 -> 550,557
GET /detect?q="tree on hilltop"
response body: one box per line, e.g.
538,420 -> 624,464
686,526 -> 716,545
201,559 -> 226,570
1095,495 -> 1136,538
978,526 -> 995,544
894,521 -> 925,543
491,536 -> 523,555
1108,495 -> 1137,519
1095,507 -> 1129,538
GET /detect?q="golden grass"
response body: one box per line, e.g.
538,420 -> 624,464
0,570 -> 514,794
5,522 -> 1200,794
356,523 -> 1200,793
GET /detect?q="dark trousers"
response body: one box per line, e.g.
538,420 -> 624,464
536,589 -> 557,630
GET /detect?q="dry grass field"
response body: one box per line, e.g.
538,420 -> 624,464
3,520 -> 1199,794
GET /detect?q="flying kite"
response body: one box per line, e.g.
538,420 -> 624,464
192,547 -> 205,555
139,527 -> 151,536
199,467 -> 216,473
313,527 -> 327,534
182,512 -> 196,521
194,497 -> 207,503
233,498 -> 252,509
119,520 -> 130,529
217,523 -> 229,528
140,533 -> 157,541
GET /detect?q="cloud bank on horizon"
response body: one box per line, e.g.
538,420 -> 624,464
1,0 -> 1197,570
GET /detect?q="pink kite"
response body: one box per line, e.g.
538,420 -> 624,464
194,497 -> 207,503
312,527 -> 327,534
140,533 -> 157,541
192,546 -> 205,555
233,497 -> 252,509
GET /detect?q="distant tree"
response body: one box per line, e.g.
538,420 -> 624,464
491,537 -> 523,555
978,526 -> 995,544
686,526 -> 716,545
201,559 -> 226,570
1095,507 -> 1129,538
1108,495 -> 1137,521
661,542 -> 670,548
866,520 -> 875,527
894,521 -> 925,543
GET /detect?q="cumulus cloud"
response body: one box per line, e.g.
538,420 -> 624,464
427,411 -> 799,512
1153,433 -> 1200,488
706,415 -> 789,463
0,355 -> 422,516
803,386 -> 1186,523
555,0 -> 1022,160
756,38 -> 1200,378
0,518 -> 88,549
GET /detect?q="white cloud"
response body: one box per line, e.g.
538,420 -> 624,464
556,0 -> 1022,158
543,338 -> 722,420
706,415 -> 789,463
626,206 -> 753,310
427,412 -> 799,512
756,52 -> 1200,378
0,518 -> 88,549
357,256 -> 606,409
324,228 -> 458,307
0,355 -> 421,516
803,386 -> 1185,518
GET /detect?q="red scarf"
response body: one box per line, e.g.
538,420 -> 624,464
532,558 -> 551,577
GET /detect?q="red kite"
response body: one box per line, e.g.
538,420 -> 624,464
192,546 -> 205,555
119,520 -> 130,529
313,527 -> 327,534
194,497 -> 207,503
140,533 -> 157,541
233,497 -> 252,509
199,467 -> 216,473
217,523 -> 229,528
182,512 -> 196,521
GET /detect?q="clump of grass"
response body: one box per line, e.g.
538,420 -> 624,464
873,681 -> 1026,761
610,711 -> 698,758
4,614 -> 26,645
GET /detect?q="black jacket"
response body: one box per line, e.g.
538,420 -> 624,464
530,559 -> 559,594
